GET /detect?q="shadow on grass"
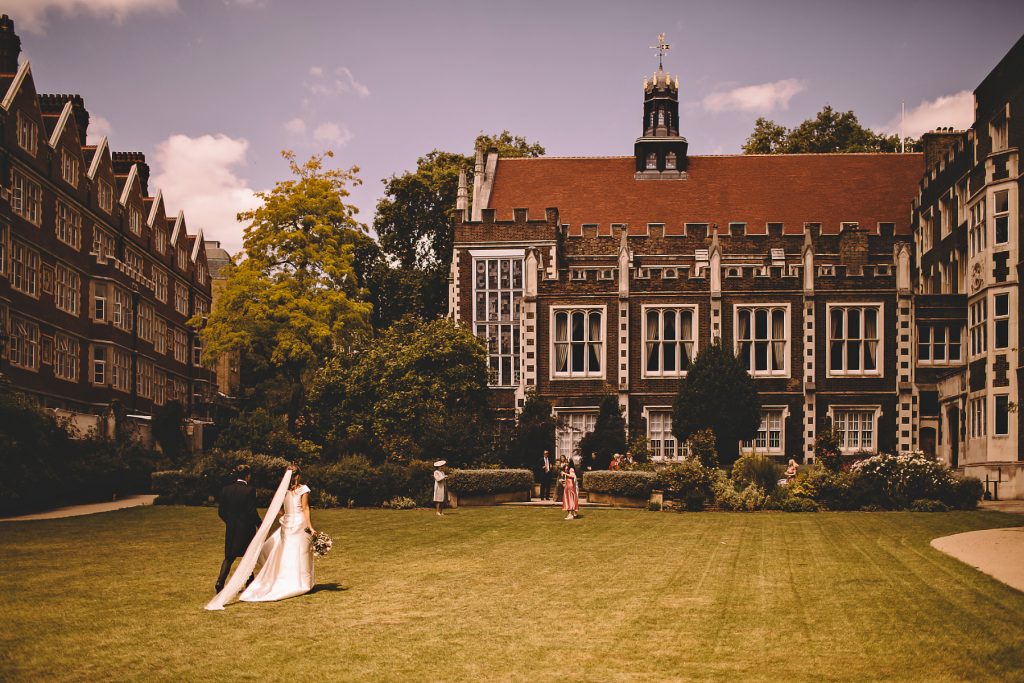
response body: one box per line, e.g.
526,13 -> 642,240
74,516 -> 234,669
309,582 -> 347,594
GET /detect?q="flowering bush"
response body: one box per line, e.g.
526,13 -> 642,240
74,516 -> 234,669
851,451 -> 954,508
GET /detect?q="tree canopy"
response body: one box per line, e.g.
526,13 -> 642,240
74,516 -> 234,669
577,395 -> 627,469
309,318 -> 492,465
198,151 -> 372,426
373,131 -> 545,320
742,106 -> 919,154
508,391 -> 556,471
672,340 -> 761,467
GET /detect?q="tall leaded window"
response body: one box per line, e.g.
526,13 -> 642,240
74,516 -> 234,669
61,149 -> 79,188
138,359 -> 154,399
55,200 -> 82,249
473,257 -> 523,386
969,199 -> 986,257
113,287 -> 133,332
16,111 -> 38,155
12,170 -> 42,226
833,408 -> 876,452
98,180 -> 114,215
154,370 -> 167,405
154,267 -> 168,303
92,346 -> 107,385
138,302 -> 154,342
54,263 -> 80,316
54,333 -> 79,382
969,398 -> 986,439
556,412 -> 597,460
828,306 -> 880,375
92,228 -> 117,263
9,316 -> 39,370
647,410 -> 678,460
970,299 -> 987,356
129,206 -> 143,236
111,348 -> 131,392
741,409 -> 785,454
917,324 -> 962,364
994,293 -> 1009,349
173,328 -> 188,364
154,317 -> 167,354
737,306 -> 788,376
174,282 -> 189,316
553,308 -> 603,378
10,239 -> 39,296
644,307 -> 696,376
994,190 -> 1009,245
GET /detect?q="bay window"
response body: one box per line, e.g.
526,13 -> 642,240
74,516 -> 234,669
473,256 -> 523,386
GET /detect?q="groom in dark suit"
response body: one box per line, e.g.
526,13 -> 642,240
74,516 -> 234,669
215,465 -> 262,593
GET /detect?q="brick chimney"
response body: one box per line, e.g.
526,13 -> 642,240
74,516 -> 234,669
838,223 -> 868,275
921,127 -> 965,172
112,152 -> 151,196
0,14 -> 20,74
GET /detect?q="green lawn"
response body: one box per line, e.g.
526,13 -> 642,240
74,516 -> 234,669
2,507 -> 1024,682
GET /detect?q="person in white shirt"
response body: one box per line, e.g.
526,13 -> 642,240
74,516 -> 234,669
433,460 -> 448,516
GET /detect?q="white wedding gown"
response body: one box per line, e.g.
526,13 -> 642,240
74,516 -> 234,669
238,483 -> 314,603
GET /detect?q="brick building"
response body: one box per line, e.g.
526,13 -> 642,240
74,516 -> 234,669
912,35 -> 1023,496
451,64 -> 924,464
0,15 -> 217,442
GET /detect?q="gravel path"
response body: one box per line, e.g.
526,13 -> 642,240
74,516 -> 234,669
0,494 -> 158,522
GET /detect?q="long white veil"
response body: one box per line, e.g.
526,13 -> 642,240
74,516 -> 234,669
205,469 -> 293,611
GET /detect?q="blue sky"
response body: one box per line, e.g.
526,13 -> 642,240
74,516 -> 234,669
9,0 -> 1024,253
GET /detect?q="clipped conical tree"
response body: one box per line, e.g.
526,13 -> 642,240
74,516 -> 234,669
577,394 -> 627,470
672,340 -> 760,468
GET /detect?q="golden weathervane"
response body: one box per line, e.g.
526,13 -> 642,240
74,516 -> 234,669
650,33 -> 671,70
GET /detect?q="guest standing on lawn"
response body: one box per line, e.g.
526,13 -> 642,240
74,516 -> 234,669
562,462 -> 579,520
433,460 -> 448,516
539,450 -> 554,500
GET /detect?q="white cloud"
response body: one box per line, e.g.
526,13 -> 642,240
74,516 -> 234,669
312,122 -> 352,147
8,0 -> 177,34
86,116 -> 113,145
879,90 -> 974,139
702,78 -> 806,113
283,117 -> 307,135
151,133 -> 260,255
305,66 -> 370,98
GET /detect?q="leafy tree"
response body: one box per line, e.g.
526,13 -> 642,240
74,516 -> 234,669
508,391 -> 556,470
310,318 -> 492,465
815,422 -> 843,472
688,428 -> 718,469
198,151 -> 372,428
373,131 -> 545,320
577,395 -> 627,469
742,106 -> 920,154
672,341 -> 760,467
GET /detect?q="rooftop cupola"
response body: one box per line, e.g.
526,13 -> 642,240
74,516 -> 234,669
635,34 -> 688,180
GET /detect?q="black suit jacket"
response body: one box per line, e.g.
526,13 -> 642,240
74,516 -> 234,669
218,481 -> 261,559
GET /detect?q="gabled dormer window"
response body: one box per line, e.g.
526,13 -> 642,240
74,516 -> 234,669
177,246 -> 188,272
61,149 -> 79,188
98,179 -> 114,214
16,111 -> 38,156
154,227 -> 167,255
129,206 -> 143,236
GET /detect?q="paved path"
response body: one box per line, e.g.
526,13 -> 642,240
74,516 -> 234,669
0,494 -> 158,522
931,526 -> 1024,593
978,499 -> 1024,514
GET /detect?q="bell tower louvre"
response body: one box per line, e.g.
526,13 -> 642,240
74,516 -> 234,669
634,34 -> 688,179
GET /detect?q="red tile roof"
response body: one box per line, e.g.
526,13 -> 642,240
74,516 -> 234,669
486,154 -> 924,235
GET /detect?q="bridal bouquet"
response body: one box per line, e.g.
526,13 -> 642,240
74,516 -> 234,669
309,530 -> 333,558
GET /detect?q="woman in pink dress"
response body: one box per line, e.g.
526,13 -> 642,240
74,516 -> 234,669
562,462 -> 579,520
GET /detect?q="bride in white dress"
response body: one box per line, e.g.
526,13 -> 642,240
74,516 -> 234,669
237,467 -> 316,603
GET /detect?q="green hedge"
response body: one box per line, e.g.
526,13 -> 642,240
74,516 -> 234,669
582,471 -> 656,498
446,469 -> 534,497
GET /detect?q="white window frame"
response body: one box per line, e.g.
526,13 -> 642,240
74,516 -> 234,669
16,111 -> 38,155
826,303 -> 883,377
137,358 -> 153,399
642,305 -> 698,378
138,302 -> 154,343
91,227 -> 117,263
92,346 -> 107,385
10,239 -> 40,297
8,315 -> 40,371
740,406 -> 789,455
154,267 -> 168,303
129,205 -> 143,236
173,328 -> 188,364
734,303 -> 790,378
550,305 -> 606,379
61,149 -> 79,188
471,251 -> 524,387
555,409 -> 598,460
177,246 -> 189,272
111,348 -> 131,393
174,282 -> 189,316
969,198 -> 986,257
11,170 -> 42,226
113,287 -> 133,332
969,298 -> 987,357
55,199 -> 82,250
993,189 -> 1010,246
828,405 -> 881,454
917,324 -> 962,365
969,397 -> 986,440
54,333 -> 79,382
98,179 -> 114,215
54,262 -> 80,317
154,317 -> 168,354
643,406 -> 684,461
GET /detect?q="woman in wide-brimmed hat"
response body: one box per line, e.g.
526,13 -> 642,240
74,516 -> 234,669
433,460 -> 448,516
